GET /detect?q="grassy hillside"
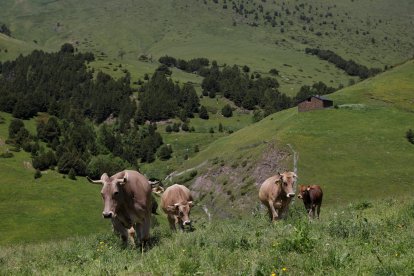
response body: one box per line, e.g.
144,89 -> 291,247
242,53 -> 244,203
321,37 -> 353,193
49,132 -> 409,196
0,112 -> 110,245
1,0 -> 413,94
179,59 -> 414,210
0,196 -> 413,275
0,33 -> 38,60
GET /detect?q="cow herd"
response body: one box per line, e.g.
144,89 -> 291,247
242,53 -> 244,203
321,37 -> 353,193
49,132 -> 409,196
87,169 -> 323,248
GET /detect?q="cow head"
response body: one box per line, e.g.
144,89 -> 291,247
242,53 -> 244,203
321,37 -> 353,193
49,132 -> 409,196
297,185 -> 309,199
149,180 -> 165,195
87,172 -> 128,219
276,171 -> 297,198
167,201 -> 194,226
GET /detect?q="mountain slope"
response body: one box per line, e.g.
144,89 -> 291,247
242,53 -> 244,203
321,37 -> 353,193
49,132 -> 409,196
1,0 -> 413,94
179,59 -> 414,214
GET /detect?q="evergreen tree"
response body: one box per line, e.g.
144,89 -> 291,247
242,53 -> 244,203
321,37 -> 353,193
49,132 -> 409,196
68,168 -> 77,180
199,106 -> 209,120
221,104 -> 233,117
158,144 -> 173,160
8,119 -> 24,139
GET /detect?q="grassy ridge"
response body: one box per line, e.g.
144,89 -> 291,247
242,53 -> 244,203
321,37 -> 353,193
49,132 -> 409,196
0,196 -> 413,275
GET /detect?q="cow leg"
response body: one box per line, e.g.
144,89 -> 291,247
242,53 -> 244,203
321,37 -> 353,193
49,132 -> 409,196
140,214 -> 151,246
311,205 -> 316,219
168,215 -> 177,231
128,227 -> 136,248
111,218 -> 129,247
268,200 -> 279,221
316,205 -> 321,219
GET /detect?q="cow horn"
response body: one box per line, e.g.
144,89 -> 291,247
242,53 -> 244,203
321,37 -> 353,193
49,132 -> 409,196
86,176 -> 103,185
115,172 -> 128,185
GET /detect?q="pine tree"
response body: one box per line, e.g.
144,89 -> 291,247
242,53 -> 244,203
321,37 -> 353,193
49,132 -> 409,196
221,104 -> 233,117
199,106 -> 209,120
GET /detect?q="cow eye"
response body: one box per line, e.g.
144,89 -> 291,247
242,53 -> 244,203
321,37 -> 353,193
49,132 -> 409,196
179,211 -> 184,216
114,191 -> 119,196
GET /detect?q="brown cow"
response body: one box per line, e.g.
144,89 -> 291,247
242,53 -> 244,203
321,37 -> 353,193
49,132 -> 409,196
161,184 -> 193,231
87,170 -> 153,247
259,171 -> 297,221
297,185 -> 323,219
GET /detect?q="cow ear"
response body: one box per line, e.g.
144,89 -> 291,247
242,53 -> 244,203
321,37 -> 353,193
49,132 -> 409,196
188,201 -> 194,207
100,173 -> 109,182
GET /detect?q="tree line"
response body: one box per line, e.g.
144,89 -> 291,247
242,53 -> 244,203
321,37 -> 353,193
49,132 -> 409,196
305,48 -> 382,79
201,62 -> 292,114
6,115 -> 165,179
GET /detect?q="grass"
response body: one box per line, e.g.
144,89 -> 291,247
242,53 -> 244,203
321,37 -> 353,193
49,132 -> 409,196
0,196 -> 413,275
0,112 -> 109,245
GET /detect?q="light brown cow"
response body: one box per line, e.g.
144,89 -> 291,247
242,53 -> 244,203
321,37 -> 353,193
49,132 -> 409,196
297,185 -> 323,219
87,170 -> 153,247
259,171 -> 297,221
161,184 -> 193,231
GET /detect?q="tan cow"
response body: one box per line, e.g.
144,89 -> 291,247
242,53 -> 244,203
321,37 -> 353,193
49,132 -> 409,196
259,171 -> 297,221
87,170 -> 153,248
161,184 -> 193,231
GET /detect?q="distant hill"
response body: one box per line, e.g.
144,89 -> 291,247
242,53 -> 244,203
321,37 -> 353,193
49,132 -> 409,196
1,0 -> 413,94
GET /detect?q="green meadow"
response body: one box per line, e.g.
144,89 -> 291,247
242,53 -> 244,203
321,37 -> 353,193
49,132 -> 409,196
1,196 -> 413,275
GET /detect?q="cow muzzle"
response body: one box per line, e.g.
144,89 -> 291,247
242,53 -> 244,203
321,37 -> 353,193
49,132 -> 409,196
287,193 -> 295,198
183,220 -> 191,226
102,211 -> 114,219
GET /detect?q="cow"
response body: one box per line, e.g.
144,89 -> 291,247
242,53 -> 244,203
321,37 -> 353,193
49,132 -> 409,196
161,184 -> 193,231
259,171 -> 297,221
87,170 -> 153,248
297,185 -> 323,219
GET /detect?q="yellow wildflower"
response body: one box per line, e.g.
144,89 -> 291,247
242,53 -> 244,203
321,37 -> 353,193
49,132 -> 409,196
99,241 -> 104,244
271,272 -> 277,276
282,267 -> 287,272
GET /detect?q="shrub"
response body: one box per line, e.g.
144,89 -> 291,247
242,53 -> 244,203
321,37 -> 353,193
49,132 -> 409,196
269,68 -> 279,75
34,169 -> 42,179
221,104 -> 233,117
0,152 -> 13,158
8,119 -> 24,139
158,145 -> 173,161
68,168 -> 77,180
199,106 -> 209,120
406,129 -> 414,144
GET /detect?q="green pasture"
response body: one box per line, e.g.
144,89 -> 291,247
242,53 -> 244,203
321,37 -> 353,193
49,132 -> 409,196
0,196 -> 413,275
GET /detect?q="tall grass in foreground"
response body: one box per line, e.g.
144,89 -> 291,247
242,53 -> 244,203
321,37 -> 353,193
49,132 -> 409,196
1,197 -> 413,275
